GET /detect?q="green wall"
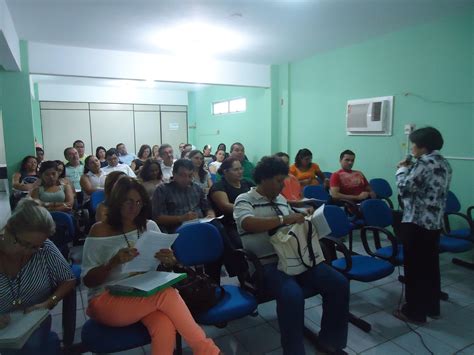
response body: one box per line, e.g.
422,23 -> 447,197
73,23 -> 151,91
31,83 -> 43,146
188,85 -> 271,163
285,12 -> 474,209
0,40 -> 36,182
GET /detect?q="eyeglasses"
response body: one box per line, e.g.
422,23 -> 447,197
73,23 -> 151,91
123,199 -> 143,208
12,233 -> 44,252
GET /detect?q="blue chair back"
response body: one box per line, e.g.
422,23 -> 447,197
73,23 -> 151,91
210,173 -> 217,183
50,212 -> 75,239
91,190 -> 105,212
369,178 -> 393,199
323,205 -> 351,238
303,185 -> 330,201
174,223 -> 224,266
445,191 -> 461,214
360,199 -> 393,228
323,171 -> 332,179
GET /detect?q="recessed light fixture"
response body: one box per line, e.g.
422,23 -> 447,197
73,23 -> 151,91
152,22 -> 244,57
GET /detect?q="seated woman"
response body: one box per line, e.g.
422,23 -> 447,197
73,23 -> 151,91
80,155 -> 106,208
139,159 -> 163,199
216,143 -> 230,159
55,160 -> 75,193
234,156 -> 349,355
0,199 -> 76,355
189,150 -> 213,196
208,157 -> 253,248
202,144 -> 215,168
208,149 -> 226,175
289,148 -> 329,190
131,144 -> 151,174
11,156 -> 39,207
151,144 -> 161,161
31,161 -> 74,212
95,171 -> 126,223
95,146 -> 108,168
81,177 -> 220,355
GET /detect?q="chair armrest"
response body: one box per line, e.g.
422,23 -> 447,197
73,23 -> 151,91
320,236 -> 353,273
62,286 -> 77,349
467,206 -> 474,223
360,226 -> 398,263
444,212 -> 474,236
234,249 -> 266,300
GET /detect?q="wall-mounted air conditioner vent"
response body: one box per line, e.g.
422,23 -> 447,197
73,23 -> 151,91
346,96 -> 393,136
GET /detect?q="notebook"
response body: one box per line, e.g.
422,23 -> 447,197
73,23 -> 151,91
107,271 -> 187,297
0,309 -> 49,349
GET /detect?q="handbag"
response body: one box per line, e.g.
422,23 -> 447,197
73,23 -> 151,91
157,264 -> 225,315
270,219 -> 325,276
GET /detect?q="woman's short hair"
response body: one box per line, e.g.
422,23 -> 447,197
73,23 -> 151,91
137,144 -> 151,159
217,157 -> 239,176
38,160 -> 58,177
95,146 -> 106,158
5,199 -> 55,237
409,127 -> 444,152
294,148 -> 312,168
20,156 -> 37,173
106,177 -> 150,232
253,156 -> 289,184
55,160 -> 66,178
140,159 -> 163,182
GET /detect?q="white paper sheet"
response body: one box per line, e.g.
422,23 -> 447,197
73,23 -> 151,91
181,215 -> 224,226
0,309 -> 49,348
311,205 -> 331,237
108,271 -> 184,292
122,231 -> 178,273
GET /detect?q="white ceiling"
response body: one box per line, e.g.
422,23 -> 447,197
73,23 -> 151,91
7,0 -> 473,65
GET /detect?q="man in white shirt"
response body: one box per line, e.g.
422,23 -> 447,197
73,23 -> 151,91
159,144 -> 175,183
116,143 -> 136,166
102,148 -> 136,177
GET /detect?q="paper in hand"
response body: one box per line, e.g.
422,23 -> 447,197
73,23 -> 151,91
122,231 -> 178,273
310,205 -> 331,238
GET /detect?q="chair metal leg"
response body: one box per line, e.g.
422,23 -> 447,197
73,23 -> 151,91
452,258 -> 474,270
349,312 -> 371,332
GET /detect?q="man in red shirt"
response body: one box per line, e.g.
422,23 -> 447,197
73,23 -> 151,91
330,150 -> 376,202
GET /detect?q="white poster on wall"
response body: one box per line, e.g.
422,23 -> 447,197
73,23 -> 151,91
169,122 -> 179,130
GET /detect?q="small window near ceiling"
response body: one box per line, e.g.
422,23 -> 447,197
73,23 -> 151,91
229,98 -> 246,113
213,101 -> 229,115
212,98 -> 246,115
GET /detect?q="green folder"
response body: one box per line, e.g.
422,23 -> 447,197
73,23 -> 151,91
107,271 -> 187,297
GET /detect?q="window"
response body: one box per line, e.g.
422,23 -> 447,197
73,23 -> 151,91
212,98 -> 246,115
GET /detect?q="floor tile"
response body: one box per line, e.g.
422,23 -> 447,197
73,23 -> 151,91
457,343 -> 474,355
257,300 -> 278,321
349,294 -> 382,318
392,328 -> 457,354
360,340 -> 410,354
346,322 -> 387,353
361,310 -> 414,340
443,284 -> 474,307
304,294 -> 322,309
357,284 -> 401,311
201,324 -> 230,339
112,347 -> 146,355
350,280 -> 375,295
212,334 -> 249,355
304,304 -> 323,326
234,323 -> 281,354
226,314 -> 266,333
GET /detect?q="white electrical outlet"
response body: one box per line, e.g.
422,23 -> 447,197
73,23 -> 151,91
404,123 -> 415,135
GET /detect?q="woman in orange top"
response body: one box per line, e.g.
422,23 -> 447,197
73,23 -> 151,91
289,148 -> 329,190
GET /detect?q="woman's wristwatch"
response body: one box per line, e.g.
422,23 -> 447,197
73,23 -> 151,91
278,215 -> 284,225
48,295 -> 59,309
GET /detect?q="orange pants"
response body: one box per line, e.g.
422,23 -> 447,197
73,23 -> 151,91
87,288 -> 220,355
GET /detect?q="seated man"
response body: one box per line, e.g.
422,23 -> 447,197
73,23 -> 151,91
330,149 -> 376,203
73,139 -> 87,164
234,156 -> 349,355
102,148 -> 136,177
64,147 -> 83,192
152,159 -> 237,283
116,142 -> 136,166
159,144 -> 175,183
217,142 -> 255,184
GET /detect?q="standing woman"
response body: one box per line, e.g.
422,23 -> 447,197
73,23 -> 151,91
81,177 -> 220,355
31,161 -> 74,212
95,146 -> 108,168
131,145 -> 151,173
189,150 -> 213,195
289,149 -> 328,190
394,127 -> 451,323
0,199 -> 76,355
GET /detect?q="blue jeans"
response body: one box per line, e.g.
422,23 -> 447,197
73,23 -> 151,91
0,315 -> 59,355
264,262 -> 349,355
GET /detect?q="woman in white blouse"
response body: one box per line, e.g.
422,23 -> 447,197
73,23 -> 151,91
80,155 -> 105,206
81,177 -> 219,355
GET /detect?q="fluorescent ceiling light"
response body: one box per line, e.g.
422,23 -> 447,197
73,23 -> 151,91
152,22 -> 244,57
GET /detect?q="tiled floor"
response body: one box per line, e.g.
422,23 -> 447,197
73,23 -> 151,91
3,193 -> 473,354
56,239 -> 474,355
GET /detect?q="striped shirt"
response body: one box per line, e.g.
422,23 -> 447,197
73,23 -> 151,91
0,240 -> 75,313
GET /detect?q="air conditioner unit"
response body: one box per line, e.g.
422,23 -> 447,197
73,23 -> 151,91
346,96 -> 393,135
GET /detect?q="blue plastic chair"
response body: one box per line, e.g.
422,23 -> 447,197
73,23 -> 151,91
369,178 -> 394,209
173,223 -> 258,326
359,199 -> 404,265
321,205 -> 396,332
90,190 -> 105,214
303,185 -> 330,208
